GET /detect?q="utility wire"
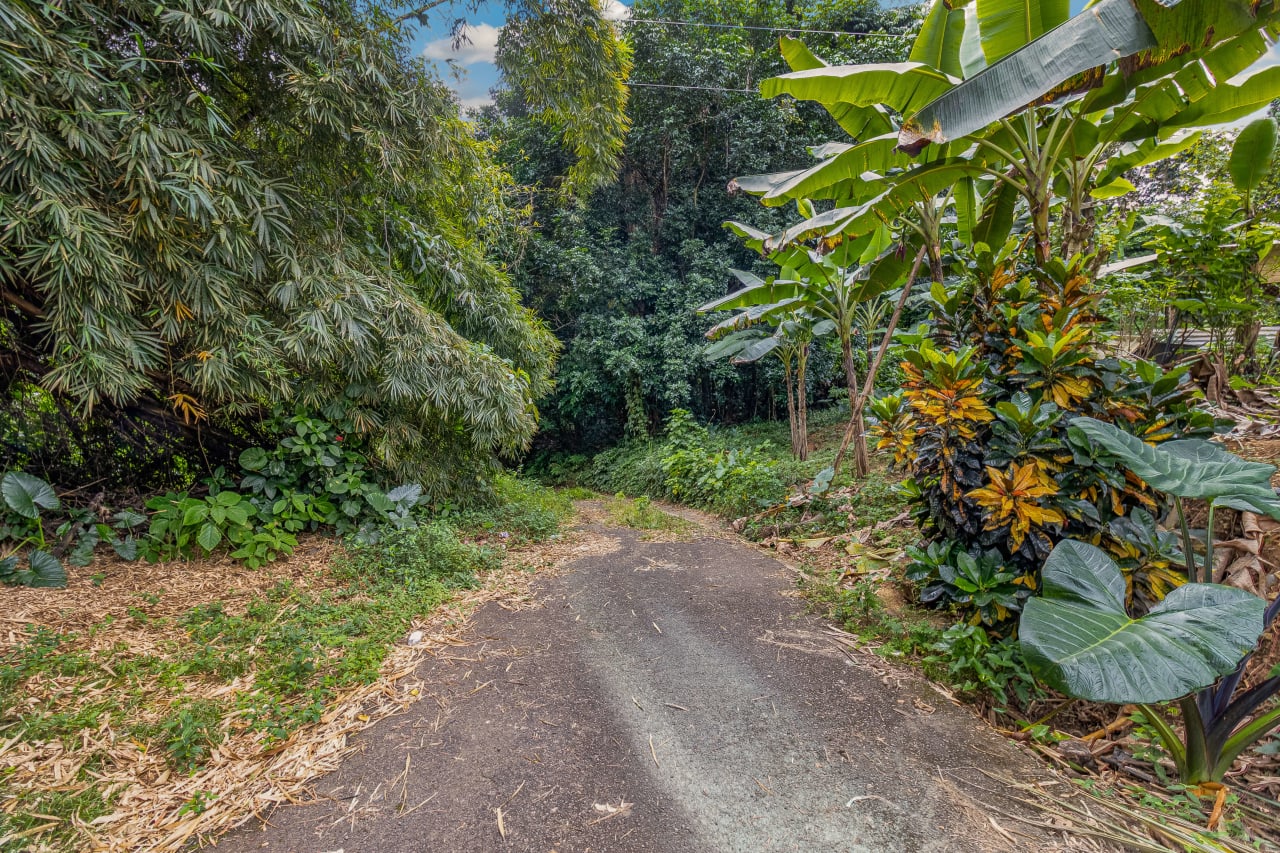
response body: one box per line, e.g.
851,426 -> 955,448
620,17 -> 917,39
627,81 -> 757,94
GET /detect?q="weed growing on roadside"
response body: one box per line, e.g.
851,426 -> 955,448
606,494 -> 694,534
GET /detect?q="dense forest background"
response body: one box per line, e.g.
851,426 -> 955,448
485,0 -> 921,454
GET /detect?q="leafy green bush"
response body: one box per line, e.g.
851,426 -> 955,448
336,522 -> 497,591
924,623 -> 1042,709
236,411 -> 423,542
444,474 -> 573,542
142,490 -> 297,569
657,409 -> 787,516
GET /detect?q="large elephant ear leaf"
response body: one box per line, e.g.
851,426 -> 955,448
1069,417 -> 1279,500
1,472 -> 60,520
1020,541 -> 1264,704
25,551 -> 68,588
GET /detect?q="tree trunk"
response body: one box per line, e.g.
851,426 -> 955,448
796,342 -> 809,462
832,332 -> 869,478
784,361 -> 800,459
832,248 -> 926,481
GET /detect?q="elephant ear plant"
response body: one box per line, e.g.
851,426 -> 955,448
1021,417 -> 1280,784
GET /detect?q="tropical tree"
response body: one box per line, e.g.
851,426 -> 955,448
489,0 -> 917,452
0,0 -> 628,493
699,224 -> 922,476
705,310 -> 834,460
720,0 -> 1280,478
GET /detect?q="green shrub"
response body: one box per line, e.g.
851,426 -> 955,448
923,623 -> 1042,709
875,250 -> 1214,629
657,409 -> 787,516
445,474 -> 573,542
235,410 -> 423,542
336,522 -> 496,591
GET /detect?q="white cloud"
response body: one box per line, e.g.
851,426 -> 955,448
602,0 -> 631,21
421,22 -> 502,66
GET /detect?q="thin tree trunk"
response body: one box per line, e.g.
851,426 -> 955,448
832,333 -> 870,478
833,247 -> 926,479
796,342 -> 809,462
784,360 -> 799,459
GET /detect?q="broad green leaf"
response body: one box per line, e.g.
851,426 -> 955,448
1162,66 -> 1280,131
698,282 -> 803,314
387,484 -> 422,505
975,0 -> 1069,65
953,177 -> 978,242
1,472 -> 59,520
730,336 -> 783,364
733,135 -> 901,206
1094,132 -> 1202,188
1229,118 -> 1278,194
1213,495 -> 1280,522
1020,540 -> 1264,703
901,0 -> 1154,154
197,523 -> 222,552
1090,177 -> 1136,199
972,178 -> 1019,250
767,159 -> 992,250
1070,417 -> 1280,501
238,447 -> 268,471
912,0 -> 971,79
777,37 -> 896,140
763,63 -> 958,120
25,551 -> 67,588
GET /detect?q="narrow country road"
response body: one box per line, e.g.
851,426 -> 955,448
216,507 -> 1053,852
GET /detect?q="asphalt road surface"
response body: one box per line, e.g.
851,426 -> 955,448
215,511 -> 1051,853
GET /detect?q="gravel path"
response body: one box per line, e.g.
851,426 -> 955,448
214,512 -> 1053,852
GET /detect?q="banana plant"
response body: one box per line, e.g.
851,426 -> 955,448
1023,418 -> 1280,783
703,226 -> 922,477
736,0 -> 1280,273
704,312 -> 835,461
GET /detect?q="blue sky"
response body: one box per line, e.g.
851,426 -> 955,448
407,0 -> 1275,114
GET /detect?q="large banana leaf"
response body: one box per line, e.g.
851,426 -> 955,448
901,0 -> 1280,155
912,0 -> 972,79
900,0 -> 1155,154
1020,540 -> 1264,704
732,134 -> 903,206
731,335 -> 784,364
1230,118 -> 1279,194
765,159 -> 992,250
777,37 -> 896,140
697,278 -> 804,313
1069,417 -> 1280,510
763,63 -> 958,120
975,0 -> 1069,65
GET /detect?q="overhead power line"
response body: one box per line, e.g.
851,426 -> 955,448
620,17 -> 917,40
627,81 -> 757,94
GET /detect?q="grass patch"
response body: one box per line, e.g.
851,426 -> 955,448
605,494 -> 695,535
0,476 -> 573,852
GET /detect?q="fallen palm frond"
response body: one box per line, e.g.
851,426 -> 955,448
964,769 -> 1278,853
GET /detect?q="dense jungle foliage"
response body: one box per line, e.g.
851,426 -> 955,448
0,0 -> 627,497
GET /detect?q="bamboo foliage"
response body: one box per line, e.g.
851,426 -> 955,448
0,0 -> 574,483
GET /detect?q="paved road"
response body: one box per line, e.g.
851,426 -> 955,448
216,515 -> 1050,852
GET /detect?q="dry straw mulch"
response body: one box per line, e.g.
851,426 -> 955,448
1,519 -> 619,852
